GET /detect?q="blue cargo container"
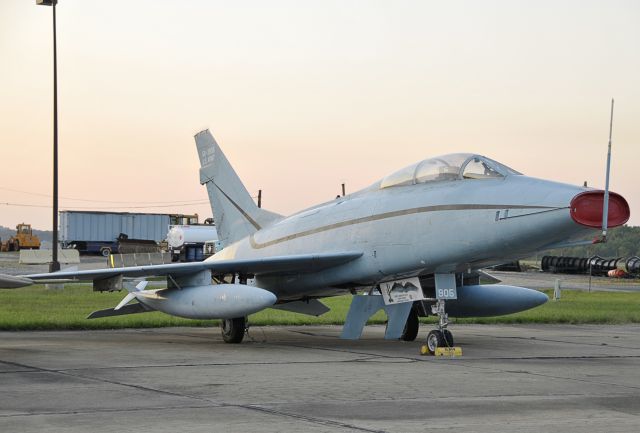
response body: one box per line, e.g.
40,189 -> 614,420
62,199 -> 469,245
59,211 -> 196,256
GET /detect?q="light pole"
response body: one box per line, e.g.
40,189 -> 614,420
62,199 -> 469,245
36,0 -> 60,272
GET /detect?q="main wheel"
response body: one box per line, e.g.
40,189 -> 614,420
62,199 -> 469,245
425,330 -> 445,355
400,307 -> 419,341
221,317 -> 246,344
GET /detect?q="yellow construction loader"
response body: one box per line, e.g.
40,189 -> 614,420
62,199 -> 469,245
0,223 -> 41,251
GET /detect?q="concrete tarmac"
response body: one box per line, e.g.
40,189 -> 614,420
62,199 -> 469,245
2,324 -> 640,433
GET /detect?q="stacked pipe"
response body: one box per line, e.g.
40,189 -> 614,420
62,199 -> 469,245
541,255 -> 640,277
541,256 -> 591,274
588,256 -> 622,276
627,256 -> 640,274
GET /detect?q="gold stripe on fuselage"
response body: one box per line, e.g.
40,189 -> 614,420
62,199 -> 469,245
249,204 -> 565,249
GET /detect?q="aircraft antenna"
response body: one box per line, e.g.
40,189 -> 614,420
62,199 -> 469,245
601,98 -> 614,242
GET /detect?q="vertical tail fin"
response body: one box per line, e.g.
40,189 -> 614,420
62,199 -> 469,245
195,129 -> 282,246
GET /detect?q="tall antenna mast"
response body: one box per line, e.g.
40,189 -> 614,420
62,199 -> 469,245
601,98 -> 615,242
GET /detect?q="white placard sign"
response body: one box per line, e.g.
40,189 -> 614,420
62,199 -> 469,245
434,273 -> 458,299
380,277 -> 425,305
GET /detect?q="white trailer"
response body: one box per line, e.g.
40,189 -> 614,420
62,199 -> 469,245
166,224 -> 218,262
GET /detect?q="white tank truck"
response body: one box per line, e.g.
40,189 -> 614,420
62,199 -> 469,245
166,224 -> 219,262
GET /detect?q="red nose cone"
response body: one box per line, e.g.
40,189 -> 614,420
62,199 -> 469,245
570,191 -> 630,228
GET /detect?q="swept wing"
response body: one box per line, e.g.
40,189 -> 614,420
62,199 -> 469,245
0,252 -> 363,288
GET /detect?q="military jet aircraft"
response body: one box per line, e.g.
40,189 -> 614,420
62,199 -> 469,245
0,129 -> 630,353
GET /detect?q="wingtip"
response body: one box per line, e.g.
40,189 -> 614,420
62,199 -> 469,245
0,274 -> 34,289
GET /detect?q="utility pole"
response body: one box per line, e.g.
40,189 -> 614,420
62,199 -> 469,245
36,0 -> 60,272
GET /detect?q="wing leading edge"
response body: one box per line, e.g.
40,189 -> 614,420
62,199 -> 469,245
1,252 -> 363,287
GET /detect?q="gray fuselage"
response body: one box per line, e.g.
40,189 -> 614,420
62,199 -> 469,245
211,174 -> 590,299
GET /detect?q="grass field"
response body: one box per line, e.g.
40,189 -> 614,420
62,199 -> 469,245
1,285 -> 640,331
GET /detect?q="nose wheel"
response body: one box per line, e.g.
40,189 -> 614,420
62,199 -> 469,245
425,329 -> 454,353
426,330 -> 444,353
443,329 -> 454,346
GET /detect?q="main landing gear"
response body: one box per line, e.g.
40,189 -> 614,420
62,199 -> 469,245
220,273 -> 249,344
400,306 -> 420,342
221,316 -> 247,344
424,299 -> 454,355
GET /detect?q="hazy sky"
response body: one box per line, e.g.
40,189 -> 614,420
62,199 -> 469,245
1,0 -> 638,230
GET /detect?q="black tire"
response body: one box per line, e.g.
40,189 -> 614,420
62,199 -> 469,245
443,329 -> 454,347
100,248 -> 111,257
14,241 -> 20,252
426,330 -> 445,355
221,317 -> 246,344
400,308 -> 419,341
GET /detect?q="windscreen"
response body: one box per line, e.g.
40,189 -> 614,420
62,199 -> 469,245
379,153 -> 520,189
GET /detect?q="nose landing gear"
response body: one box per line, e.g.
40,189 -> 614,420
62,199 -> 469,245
422,299 -> 458,356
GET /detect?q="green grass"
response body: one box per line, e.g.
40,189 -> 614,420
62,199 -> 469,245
453,289 -> 640,325
0,285 -> 216,330
1,285 -> 639,330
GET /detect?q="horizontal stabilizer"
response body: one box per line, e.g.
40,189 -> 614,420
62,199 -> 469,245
87,303 -> 149,319
271,299 -> 330,317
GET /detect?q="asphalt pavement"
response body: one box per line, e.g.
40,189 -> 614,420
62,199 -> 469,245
2,324 -> 639,433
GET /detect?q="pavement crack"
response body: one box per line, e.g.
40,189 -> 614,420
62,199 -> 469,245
0,358 -> 211,403
46,357 -> 412,373
287,329 -> 337,338
480,334 -> 640,350
272,342 -> 421,363
230,403 -> 389,433
0,404 -> 217,419
1,358 -> 387,432
444,359 -> 640,391
478,354 -> 640,361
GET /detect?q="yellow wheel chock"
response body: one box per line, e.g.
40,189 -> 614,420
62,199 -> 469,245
420,346 -> 462,357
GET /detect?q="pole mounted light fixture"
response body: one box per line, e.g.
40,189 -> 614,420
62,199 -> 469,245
36,0 -> 60,272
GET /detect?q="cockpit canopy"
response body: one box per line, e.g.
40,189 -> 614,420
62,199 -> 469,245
379,153 -> 521,189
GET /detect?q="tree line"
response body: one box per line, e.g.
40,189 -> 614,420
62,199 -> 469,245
544,225 -> 640,258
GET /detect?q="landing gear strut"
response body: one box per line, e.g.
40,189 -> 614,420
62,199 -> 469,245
424,299 -> 454,355
221,316 -> 246,344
